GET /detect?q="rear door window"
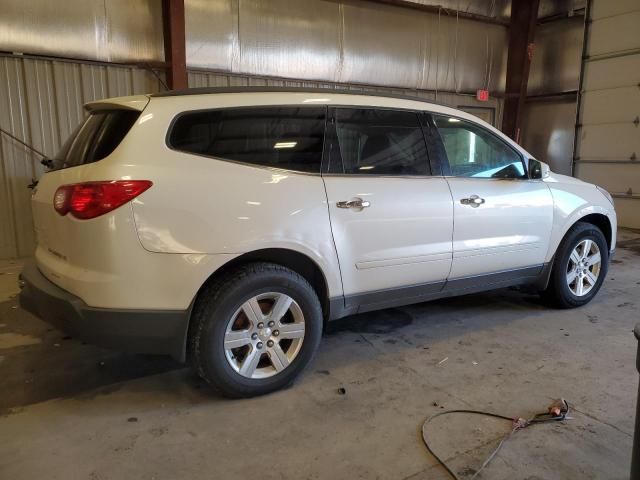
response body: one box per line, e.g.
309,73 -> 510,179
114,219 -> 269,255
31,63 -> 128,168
168,107 -> 326,174
328,108 -> 430,176
54,110 -> 140,169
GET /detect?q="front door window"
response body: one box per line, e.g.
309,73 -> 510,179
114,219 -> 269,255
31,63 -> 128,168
433,115 -> 526,179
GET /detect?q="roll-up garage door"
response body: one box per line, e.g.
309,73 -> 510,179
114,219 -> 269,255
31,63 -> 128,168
574,0 -> 640,228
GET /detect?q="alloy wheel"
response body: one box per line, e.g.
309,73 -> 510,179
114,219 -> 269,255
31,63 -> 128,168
566,239 -> 602,297
223,292 -> 305,379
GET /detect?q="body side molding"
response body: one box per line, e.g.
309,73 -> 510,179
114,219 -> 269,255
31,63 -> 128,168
328,264 -> 547,320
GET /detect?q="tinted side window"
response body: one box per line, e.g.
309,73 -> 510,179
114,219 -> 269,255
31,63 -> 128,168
55,110 -> 140,169
331,109 -> 429,175
168,107 -> 325,173
433,115 -> 526,179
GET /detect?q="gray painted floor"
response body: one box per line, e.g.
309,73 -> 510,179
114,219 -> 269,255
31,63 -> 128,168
0,231 -> 638,480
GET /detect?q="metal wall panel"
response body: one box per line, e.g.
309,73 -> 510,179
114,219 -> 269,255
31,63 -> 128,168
340,1 -> 423,88
587,10 -> 640,58
238,0 -> 341,81
107,0 -> 165,63
522,14 -> 584,178
575,163 -> 640,194
575,0 -> 640,228
0,57 -> 37,261
576,123 -> 640,161
581,87 -> 640,125
538,0 -> 586,18
184,0 -> 508,93
611,198 -> 640,231
528,16 -> 583,95
591,0 -> 639,20
582,54 -> 640,91
0,0 -> 164,63
521,100 -> 577,175
186,0 -> 239,71
0,55 -> 166,259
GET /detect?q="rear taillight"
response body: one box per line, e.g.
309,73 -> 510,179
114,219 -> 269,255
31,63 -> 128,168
53,180 -> 152,219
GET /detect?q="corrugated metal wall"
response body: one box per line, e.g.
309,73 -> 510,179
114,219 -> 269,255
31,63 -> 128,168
0,0 -> 509,259
0,55 -> 166,258
0,53 -> 502,260
574,0 -> 640,228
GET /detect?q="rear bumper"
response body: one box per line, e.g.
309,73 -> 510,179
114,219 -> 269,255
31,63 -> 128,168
19,260 -> 189,361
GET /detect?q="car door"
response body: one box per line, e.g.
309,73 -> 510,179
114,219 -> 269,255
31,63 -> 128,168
322,107 -> 454,313
427,113 -> 554,282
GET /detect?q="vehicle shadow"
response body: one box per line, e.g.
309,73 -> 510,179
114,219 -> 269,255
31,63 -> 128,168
0,286 -> 563,410
0,295 -> 181,413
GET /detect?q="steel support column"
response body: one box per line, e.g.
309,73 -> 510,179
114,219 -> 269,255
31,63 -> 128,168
162,0 -> 188,90
501,0 -> 540,142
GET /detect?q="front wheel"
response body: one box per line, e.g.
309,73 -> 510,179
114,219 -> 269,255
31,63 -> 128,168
189,262 -> 323,398
541,222 -> 609,308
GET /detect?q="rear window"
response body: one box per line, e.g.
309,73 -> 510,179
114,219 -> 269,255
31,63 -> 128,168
168,107 -> 326,173
54,110 -> 140,169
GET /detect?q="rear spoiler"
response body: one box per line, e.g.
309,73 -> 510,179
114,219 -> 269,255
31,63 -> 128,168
84,95 -> 150,113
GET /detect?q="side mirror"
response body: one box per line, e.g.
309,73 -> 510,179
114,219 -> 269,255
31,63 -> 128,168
529,159 -> 550,180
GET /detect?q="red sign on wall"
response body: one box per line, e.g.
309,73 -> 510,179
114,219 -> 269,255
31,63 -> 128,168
476,89 -> 489,102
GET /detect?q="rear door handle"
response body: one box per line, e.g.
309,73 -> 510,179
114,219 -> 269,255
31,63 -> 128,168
460,195 -> 485,208
337,198 -> 371,210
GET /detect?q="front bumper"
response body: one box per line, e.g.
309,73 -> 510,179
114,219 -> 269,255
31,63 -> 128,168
19,260 -> 189,361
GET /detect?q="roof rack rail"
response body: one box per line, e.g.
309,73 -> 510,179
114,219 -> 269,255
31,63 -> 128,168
150,86 -> 450,107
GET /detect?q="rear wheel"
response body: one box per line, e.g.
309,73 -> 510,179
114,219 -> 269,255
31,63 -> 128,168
190,262 -> 323,397
541,222 -> 608,308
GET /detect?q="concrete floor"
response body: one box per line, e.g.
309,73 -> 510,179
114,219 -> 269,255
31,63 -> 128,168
1,231 -> 638,480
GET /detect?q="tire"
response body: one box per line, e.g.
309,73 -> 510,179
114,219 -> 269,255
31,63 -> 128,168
189,262 -> 323,398
541,222 -> 609,308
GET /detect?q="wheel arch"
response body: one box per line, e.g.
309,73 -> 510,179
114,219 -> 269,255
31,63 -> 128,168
211,248 -> 331,317
184,248 -> 333,350
575,213 -> 613,252
539,212 -> 613,292
540,216 -> 611,307
548,207 -> 614,263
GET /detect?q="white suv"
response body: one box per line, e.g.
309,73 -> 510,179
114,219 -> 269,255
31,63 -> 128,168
19,88 -> 616,397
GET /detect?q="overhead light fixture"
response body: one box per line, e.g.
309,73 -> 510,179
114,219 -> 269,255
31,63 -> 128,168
274,142 -> 297,149
448,118 -> 461,123
359,166 -> 374,170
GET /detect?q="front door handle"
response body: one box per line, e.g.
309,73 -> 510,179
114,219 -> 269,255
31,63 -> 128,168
337,198 -> 371,210
460,195 -> 485,208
